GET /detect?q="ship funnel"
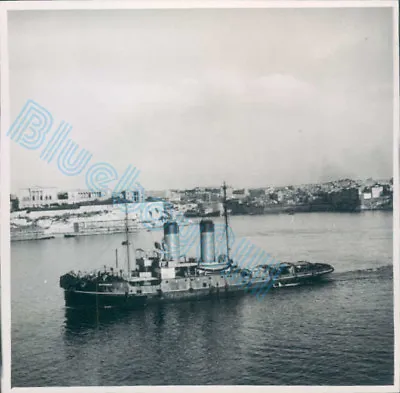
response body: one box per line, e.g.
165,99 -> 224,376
200,219 -> 216,263
163,222 -> 180,262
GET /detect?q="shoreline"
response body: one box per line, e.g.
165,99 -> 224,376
10,205 -> 392,242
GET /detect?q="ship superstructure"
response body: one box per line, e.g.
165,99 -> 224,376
60,183 -> 334,309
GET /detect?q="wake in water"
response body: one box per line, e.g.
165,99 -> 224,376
332,264 -> 393,281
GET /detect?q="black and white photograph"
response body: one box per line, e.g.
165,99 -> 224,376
0,1 -> 399,391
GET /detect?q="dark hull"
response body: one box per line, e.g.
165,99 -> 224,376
63,272 -> 333,310
64,290 -> 148,309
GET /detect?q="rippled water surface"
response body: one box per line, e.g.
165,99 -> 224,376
11,212 -> 394,386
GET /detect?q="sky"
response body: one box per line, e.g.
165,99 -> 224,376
7,6 -> 395,193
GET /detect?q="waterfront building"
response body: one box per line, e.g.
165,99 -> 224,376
371,186 -> 384,199
64,189 -> 111,204
18,186 -> 59,209
123,190 -> 143,203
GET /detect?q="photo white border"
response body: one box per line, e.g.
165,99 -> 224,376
1,1 -> 399,393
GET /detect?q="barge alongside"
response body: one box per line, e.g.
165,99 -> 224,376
59,184 -> 334,309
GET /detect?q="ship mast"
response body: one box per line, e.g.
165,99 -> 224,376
222,182 -> 230,261
124,201 -> 131,277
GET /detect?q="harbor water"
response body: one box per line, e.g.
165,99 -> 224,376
11,211 -> 394,386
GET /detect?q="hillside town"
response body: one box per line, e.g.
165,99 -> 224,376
9,177 -> 393,241
10,177 -> 393,214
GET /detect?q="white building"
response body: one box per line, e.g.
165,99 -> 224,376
363,193 -> 372,200
18,186 -> 145,209
65,189 -> 111,204
124,190 -> 143,203
371,186 -> 383,199
18,186 -> 59,209
66,189 -> 143,204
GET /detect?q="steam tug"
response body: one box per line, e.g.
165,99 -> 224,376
59,184 -> 334,309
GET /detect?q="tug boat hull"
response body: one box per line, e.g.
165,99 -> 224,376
62,265 -> 334,310
59,190 -> 335,311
